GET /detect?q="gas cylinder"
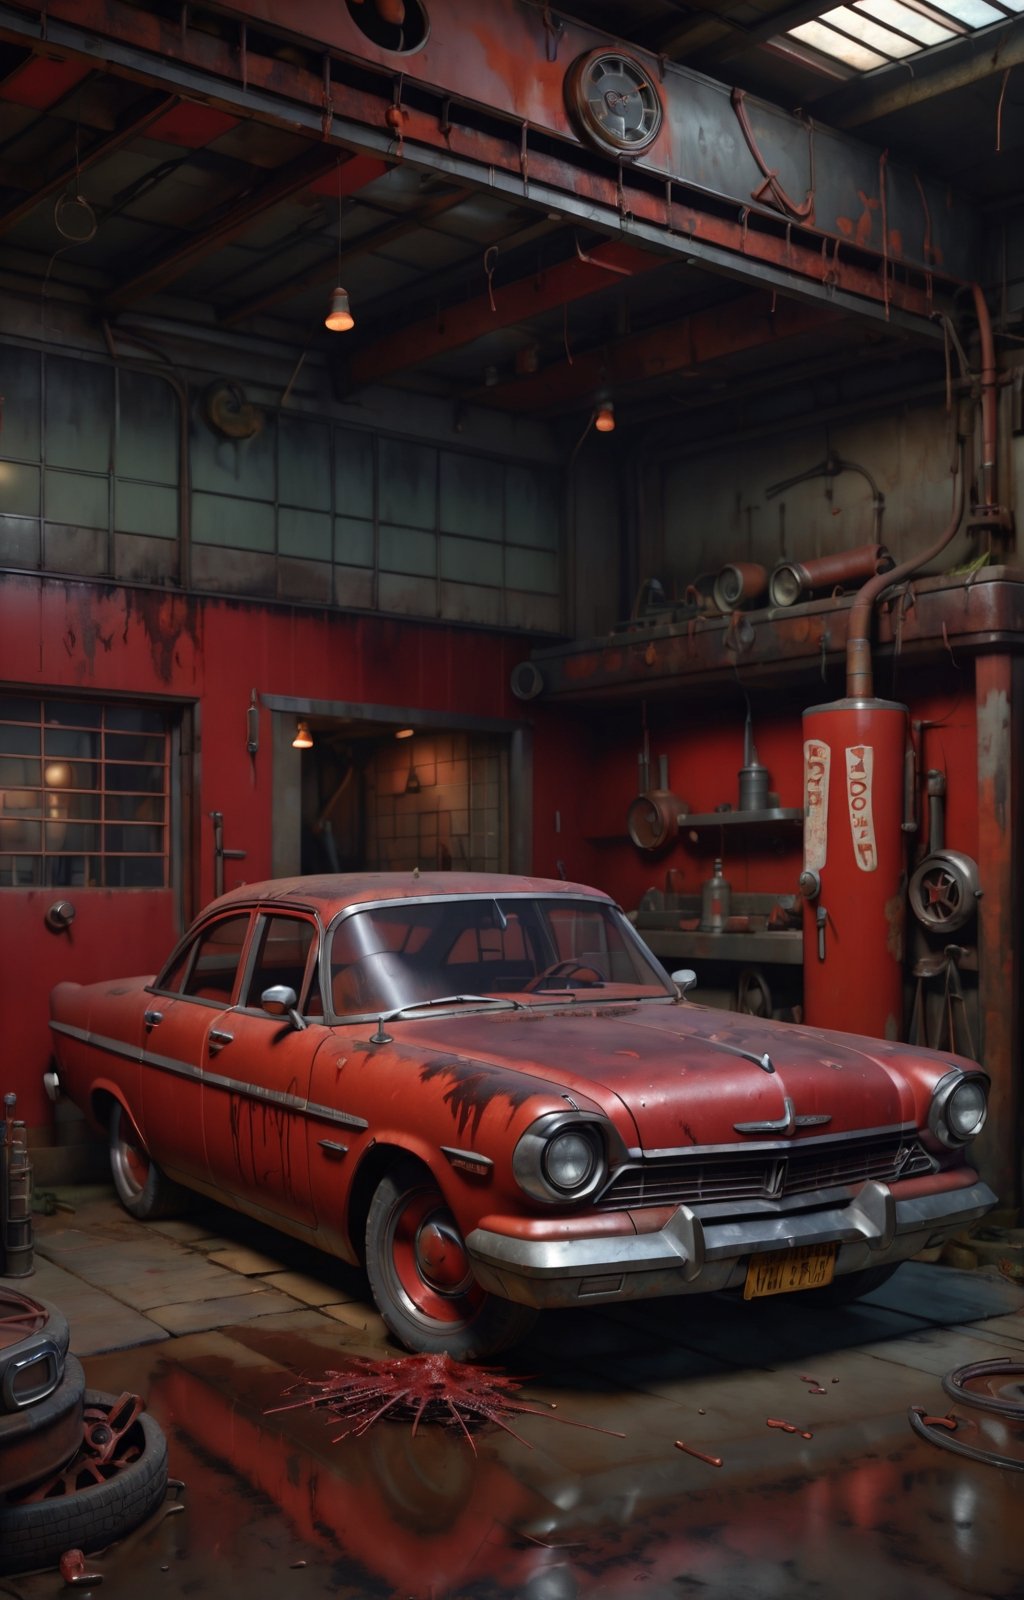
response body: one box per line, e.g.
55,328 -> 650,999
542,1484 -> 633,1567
700,858 -> 732,933
800,697 -> 907,1039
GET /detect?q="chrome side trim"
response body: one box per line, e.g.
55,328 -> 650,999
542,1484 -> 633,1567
734,1096 -> 832,1135
52,1024 -> 368,1131
634,1120 -> 921,1161
441,1146 -> 494,1170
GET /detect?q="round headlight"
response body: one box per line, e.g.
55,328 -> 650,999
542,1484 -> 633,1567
947,1078 -> 987,1140
542,1130 -> 597,1193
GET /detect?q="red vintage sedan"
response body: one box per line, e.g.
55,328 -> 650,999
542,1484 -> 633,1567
47,873 -> 995,1358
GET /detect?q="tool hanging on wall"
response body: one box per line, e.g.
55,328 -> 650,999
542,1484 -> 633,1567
738,705 -> 771,813
626,728 -> 688,852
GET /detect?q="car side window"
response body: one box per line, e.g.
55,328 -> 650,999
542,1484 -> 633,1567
179,914 -> 251,1004
244,915 -> 319,1014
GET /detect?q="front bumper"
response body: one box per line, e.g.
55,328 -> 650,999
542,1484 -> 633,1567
465,1176 -> 997,1309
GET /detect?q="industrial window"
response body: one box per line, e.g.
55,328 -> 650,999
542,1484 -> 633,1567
0,697 -> 170,889
0,346 -> 180,579
779,0 -> 1024,72
191,407 -> 562,631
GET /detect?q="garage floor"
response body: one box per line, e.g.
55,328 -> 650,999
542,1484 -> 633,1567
7,1188 -> 1024,1600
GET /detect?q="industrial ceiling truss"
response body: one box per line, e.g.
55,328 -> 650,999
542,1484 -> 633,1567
0,1 -> 982,352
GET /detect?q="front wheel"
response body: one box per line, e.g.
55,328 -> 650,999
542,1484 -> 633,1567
108,1103 -> 189,1221
365,1158 -> 537,1359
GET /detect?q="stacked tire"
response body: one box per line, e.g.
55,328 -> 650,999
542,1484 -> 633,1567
0,1291 -> 168,1576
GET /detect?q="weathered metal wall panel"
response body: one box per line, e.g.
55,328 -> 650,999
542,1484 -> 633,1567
0,574 -> 540,1136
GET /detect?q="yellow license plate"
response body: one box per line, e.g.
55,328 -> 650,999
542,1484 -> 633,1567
743,1242 -> 837,1300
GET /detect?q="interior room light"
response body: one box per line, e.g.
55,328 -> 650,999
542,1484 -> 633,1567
292,720 -> 314,749
395,727 -> 415,739
325,160 -> 355,333
595,399 -> 616,433
325,286 -> 354,332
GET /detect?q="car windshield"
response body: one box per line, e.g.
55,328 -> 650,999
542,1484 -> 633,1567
326,895 -> 674,1019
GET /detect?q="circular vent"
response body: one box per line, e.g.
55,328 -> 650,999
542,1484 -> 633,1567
346,0 -> 428,53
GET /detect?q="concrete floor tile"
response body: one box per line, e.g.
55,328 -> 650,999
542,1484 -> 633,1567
147,1288 -> 302,1334
261,1270 -> 355,1305
147,1218 -> 226,1243
859,1323 -> 1021,1378
319,1300 -> 390,1338
205,1246 -> 286,1276
15,1256 -> 168,1355
949,1312 -> 1024,1349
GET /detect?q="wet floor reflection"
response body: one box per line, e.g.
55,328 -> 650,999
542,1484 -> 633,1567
10,1319 -> 1020,1600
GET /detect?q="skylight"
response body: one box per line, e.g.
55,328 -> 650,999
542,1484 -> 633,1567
783,0 -> 1024,74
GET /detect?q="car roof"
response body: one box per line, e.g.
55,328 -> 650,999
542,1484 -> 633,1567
206,872 -> 615,919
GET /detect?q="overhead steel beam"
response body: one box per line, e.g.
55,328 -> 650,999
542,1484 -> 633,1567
104,144 -> 371,310
344,239 -> 662,390
823,24 -> 1024,128
221,185 -> 466,325
0,90 -> 176,238
475,290 -> 845,412
0,0 -> 977,330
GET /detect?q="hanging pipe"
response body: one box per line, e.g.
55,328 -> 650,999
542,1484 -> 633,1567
971,281 -> 998,515
845,448 -> 964,700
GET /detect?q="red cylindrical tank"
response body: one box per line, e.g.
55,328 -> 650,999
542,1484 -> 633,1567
801,697 -> 908,1039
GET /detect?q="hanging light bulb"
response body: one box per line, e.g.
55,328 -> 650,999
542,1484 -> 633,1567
325,159 -> 355,333
595,399 -> 616,433
325,286 -> 354,332
292,720 -> 314,749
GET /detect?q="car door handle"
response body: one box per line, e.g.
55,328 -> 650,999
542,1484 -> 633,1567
143,1010 -> 163,1028
208,1029 -> 234,1052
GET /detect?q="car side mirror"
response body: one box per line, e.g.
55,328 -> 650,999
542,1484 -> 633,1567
671,968 -> 697,997
261,985 -> 307,1031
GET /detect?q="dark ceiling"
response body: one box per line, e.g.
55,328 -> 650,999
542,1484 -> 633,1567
0,0 -> 1019,437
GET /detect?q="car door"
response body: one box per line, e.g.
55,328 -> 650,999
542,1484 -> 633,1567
199,910 -> 320,1227
139,910 -> 253,1187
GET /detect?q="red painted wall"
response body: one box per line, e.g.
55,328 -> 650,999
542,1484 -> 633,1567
0,575 -> 565,1135
0,570 -> 982,1139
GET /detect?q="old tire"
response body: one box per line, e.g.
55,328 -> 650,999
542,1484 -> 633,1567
0,1353 -> 85,1498
365,1158 -> 537,1360
108,1102 -> 189,1221
0,1389 -> 168,1575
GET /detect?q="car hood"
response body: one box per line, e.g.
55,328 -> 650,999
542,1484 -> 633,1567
393,1001 -> 917,1150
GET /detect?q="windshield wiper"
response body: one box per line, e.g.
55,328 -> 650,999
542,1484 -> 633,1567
382,994 -> 524,1019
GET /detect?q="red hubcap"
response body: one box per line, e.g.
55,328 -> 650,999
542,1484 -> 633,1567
390,1188 -> 482,1326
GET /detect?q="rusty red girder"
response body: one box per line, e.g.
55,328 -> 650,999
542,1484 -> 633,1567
223,184 -> 468,325
104,145 -> 371,310
478,290 -> 845,412
523,572 -> 1024,701
0,90 -> 178,241
346,239 -> 663,389
0,0 -> 972,327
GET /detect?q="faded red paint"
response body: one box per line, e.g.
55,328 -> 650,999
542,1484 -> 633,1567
4,0 -> 966,317
973,655 -> 1020,1207
0,54 -> 89,108
0,576 -> 538,1131
143,102 -> 240,147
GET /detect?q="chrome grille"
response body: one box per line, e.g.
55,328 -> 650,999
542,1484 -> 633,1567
599,1134 -> 934,1209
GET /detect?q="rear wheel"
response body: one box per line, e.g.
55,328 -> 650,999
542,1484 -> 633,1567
365,1158 -> 537,1360
108,1103 -> 188,1221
